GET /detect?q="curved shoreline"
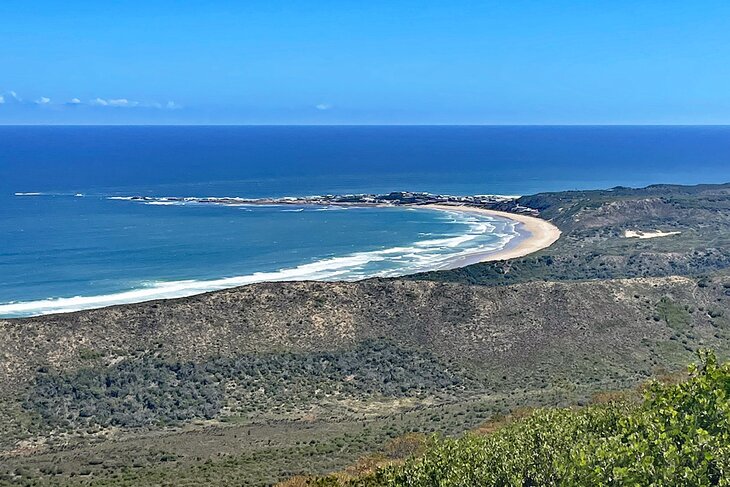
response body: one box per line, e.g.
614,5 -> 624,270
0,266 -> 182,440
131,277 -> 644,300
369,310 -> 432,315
0,203 -> 560,318
421,204 -> 562,266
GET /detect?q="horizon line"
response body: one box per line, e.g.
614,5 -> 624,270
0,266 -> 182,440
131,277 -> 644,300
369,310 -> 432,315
2,123 -> 730,127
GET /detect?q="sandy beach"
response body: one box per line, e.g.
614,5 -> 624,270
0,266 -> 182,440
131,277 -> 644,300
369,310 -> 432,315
421,203 -> 562,267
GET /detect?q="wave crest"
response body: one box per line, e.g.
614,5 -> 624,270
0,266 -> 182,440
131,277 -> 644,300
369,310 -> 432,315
0,208 -> 519,318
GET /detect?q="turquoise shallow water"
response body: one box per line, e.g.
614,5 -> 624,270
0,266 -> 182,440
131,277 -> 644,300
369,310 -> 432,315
1,126 -> 729,317
0,197 -> 516,317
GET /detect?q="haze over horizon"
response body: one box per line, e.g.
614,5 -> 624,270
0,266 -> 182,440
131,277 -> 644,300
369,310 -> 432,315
2,1 -> 730,125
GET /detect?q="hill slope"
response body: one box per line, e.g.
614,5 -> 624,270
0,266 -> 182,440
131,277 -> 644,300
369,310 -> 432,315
1,182 -> 730,485
413,183 -> 730,284
310,352 -> 730,486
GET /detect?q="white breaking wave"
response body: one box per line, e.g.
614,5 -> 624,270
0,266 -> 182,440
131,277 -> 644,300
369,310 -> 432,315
314,206 -> 349,211
14,192 -> 43,196
0,206 -> 519,318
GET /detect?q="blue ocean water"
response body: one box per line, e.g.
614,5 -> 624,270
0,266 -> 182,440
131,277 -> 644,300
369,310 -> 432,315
1,126 -> 729,317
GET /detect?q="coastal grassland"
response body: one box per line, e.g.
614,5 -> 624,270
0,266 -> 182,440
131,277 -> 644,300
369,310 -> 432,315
0,396 -> 550,486
412,183 -> 730,284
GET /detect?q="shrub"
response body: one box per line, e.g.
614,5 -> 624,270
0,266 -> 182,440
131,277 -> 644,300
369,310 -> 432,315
326,350 -> 730,486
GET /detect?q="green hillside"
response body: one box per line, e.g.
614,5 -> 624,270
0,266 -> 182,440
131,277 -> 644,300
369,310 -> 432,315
2,183 -> 730,485
311,351 -> 730,486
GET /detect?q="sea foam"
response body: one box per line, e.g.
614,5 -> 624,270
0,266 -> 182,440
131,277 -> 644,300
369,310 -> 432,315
0,204 -> 518,318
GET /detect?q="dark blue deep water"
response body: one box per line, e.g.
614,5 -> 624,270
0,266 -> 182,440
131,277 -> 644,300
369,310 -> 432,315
1,126 -> 729,317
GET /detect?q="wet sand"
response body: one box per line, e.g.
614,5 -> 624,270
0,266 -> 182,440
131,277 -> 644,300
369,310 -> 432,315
420,204 -> 562,267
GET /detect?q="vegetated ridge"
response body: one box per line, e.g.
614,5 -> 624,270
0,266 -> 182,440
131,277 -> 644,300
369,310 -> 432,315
302,351 -> 730,486
1,182 -> 729,485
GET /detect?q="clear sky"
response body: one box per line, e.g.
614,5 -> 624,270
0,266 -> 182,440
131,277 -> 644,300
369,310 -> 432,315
2,1 -> 729,124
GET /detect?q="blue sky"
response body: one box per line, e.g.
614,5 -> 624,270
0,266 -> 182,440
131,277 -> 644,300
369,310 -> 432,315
2,1 -> 730,124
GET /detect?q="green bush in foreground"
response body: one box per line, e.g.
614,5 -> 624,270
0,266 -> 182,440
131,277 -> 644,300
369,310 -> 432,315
325,350 -> 730,486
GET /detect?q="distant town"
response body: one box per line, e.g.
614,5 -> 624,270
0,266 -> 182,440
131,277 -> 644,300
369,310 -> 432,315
114,191 -> 540,215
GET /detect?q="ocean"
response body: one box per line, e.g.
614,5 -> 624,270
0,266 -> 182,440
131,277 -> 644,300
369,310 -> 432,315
1,126 -> 729,317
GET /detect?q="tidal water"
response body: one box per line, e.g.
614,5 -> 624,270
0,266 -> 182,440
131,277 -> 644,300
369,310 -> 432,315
2,126 -> 729,317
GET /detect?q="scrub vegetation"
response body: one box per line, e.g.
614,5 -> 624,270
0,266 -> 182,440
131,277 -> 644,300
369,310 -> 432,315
309,351 -> 730,486
2,183 -> 730,485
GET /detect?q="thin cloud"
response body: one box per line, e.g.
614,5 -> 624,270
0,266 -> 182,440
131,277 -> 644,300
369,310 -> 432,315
315,103 -> 333,110
89,97 -> 168,108
1,90 -> 22,104
108,98 -> 139,107
0,91 -> 181,110
88,97 -> 140,107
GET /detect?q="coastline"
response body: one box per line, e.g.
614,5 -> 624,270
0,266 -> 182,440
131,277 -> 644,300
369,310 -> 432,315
0,200 -> 561,318
420,204 -> 561,266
